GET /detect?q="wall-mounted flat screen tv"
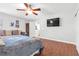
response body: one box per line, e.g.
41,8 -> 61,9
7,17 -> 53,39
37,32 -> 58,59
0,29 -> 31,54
47,18 -> 60,27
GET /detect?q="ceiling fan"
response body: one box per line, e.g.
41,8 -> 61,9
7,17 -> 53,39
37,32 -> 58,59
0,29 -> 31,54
16,3 -> 41,16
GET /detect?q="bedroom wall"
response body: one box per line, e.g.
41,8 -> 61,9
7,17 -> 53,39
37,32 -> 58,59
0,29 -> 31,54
76,12 -> 79,53
29,4 -> 77,43
0,12 -> 26,32
76,4 -> 79,53
29,21 -> 36,37
30,13 -> 76,42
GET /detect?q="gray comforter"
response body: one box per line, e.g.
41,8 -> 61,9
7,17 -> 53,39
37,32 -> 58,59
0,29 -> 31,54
0,39 -> 42,56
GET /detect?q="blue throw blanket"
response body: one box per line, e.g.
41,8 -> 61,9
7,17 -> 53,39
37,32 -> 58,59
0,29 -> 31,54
3,35 -> 32,47
0,36 -> 43,56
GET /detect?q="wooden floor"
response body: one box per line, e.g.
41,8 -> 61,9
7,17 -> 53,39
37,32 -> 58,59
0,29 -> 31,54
38,39 -> 79,56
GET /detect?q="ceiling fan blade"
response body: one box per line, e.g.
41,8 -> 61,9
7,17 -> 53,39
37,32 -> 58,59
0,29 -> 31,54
32,12 -> 38,15
24,3 -> 29,8
32,8 -> 41,11
16,9 -> 25,11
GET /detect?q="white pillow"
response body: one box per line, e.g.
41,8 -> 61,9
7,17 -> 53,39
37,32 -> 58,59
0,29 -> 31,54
0,38 -> 5,46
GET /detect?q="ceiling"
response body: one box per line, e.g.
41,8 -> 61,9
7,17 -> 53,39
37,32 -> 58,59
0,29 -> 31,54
0,3 -> 78,20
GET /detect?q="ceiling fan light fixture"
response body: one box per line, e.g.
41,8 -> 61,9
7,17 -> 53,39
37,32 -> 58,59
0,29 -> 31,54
26,9 -> 32,15
17,3 -> 41,16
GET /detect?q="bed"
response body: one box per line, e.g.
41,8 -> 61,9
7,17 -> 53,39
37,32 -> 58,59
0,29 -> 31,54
0,35 -> 43,56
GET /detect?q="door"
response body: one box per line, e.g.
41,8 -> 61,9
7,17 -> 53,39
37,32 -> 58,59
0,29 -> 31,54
26,23 -> 29,36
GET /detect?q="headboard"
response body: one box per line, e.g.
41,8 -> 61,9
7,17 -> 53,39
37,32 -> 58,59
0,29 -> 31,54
0,30 -> 21,36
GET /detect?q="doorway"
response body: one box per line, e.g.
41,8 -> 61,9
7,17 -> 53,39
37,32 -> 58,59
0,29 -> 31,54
26,23 -> 29,36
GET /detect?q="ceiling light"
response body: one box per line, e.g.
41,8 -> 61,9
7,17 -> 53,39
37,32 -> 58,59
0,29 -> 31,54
26,9 -> 32,15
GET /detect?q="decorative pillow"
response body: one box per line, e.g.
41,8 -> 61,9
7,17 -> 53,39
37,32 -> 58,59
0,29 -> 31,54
0,30 -> 5,36
5,30 -> 12,36
12,30 -> 19,35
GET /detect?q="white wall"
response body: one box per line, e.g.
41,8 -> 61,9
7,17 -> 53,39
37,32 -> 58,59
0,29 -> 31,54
29,21 -> 36,37
76,13 -> 79,53
76,4 -> 79,53
29,4 -> 76,43
36,13 -> 75,42
0,12 -> 26,32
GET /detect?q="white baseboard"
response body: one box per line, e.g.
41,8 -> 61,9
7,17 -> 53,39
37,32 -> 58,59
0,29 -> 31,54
37,36 -> 76,45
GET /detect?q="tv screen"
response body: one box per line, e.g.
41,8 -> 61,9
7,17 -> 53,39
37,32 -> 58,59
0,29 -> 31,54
47,18 -> 60,27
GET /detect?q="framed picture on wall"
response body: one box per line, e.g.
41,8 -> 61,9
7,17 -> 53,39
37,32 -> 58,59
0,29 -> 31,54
15,20 -> 19,28
47,18 -> 60,27
11,22 -> 14,27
